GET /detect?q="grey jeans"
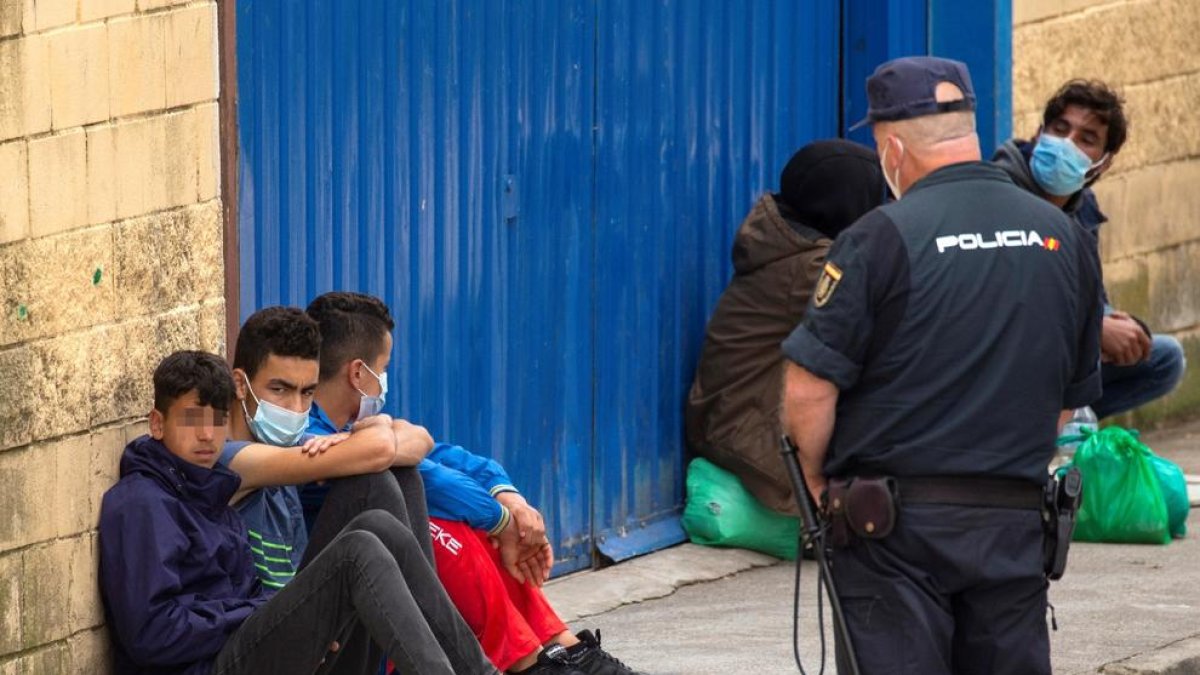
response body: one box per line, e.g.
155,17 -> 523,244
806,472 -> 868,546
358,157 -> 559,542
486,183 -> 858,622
212,509 -> 496,675
304,467 -> 434,567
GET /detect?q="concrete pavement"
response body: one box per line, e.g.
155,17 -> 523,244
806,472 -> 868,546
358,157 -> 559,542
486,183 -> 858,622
545,420 -> 1200,675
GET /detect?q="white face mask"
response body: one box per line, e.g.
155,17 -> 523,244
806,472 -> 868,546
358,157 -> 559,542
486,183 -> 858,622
880,137 -> 904,199
355,363 -> 388,421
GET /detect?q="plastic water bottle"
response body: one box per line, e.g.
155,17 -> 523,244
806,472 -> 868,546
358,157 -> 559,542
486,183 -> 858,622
1057,406 -> 1098,459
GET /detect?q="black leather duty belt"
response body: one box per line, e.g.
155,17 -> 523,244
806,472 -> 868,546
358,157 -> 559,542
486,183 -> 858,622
898,476 -> 1044,511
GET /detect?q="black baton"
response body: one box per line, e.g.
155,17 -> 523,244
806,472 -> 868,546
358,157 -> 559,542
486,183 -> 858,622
781,436 -> 862,675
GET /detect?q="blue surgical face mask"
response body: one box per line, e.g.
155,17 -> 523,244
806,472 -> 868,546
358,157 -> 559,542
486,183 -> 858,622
241,375 -> 310,447
1030,134 -> 1105,197
356,364 -> 388,420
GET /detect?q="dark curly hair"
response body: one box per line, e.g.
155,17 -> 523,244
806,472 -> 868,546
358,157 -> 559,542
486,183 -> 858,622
1042,79 -> 1128,155
153,350 -> 236,413
232,306 -> 322,378
305,292 -> 394,380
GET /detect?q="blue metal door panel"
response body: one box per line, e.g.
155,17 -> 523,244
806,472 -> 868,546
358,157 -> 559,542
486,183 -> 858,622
591,0 -> 841,560
930,0 -> 1013,157
842,0 -> 928,146
237,0 -> 598,572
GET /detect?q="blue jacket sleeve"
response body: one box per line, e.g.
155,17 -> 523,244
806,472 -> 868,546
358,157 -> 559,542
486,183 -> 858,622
419,455 -> 511,535
99,481 -> 260,666
426,442 -> 517,495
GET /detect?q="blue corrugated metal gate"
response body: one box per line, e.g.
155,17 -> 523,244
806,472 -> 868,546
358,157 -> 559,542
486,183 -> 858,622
236,0 -> 1007,572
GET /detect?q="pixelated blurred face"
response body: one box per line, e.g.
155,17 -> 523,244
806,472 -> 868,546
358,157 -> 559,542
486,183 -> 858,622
150,389 -> 229,468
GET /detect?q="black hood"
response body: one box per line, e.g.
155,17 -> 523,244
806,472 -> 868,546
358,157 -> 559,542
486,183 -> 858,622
776,139 -> 886,239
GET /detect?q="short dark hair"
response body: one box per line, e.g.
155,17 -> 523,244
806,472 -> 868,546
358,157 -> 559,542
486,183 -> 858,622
305,292 -> 395,380
232,306 -> 322,379
153,350 -> 236,414
1042,79 -> 1128,155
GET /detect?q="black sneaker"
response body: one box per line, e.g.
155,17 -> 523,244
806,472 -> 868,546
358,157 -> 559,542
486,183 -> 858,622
565,629 -> 645,675
517,644 -> 588,675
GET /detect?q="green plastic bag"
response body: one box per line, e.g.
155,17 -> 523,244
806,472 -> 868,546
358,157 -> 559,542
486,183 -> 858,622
1149,454 -> 1189,539
681,458 -> 800,559
1069,426 -> 1170,545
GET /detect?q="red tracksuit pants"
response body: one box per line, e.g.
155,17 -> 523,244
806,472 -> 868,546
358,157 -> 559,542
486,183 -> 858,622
430,517 -> 568,672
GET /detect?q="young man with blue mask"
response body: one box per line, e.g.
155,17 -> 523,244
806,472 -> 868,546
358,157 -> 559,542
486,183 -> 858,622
218,306 -> 499,673
99,350 -> 498,675
224,307 -> 438,573
993,79 -> 1186,419
304,292 -> 642,675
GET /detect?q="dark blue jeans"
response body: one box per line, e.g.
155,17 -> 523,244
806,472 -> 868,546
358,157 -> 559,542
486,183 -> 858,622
1094,335 -> 1186,419
832,504 -> 1050,675
212,510 -> 497,675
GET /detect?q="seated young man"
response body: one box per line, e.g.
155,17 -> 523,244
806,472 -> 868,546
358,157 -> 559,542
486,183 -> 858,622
98,350 -> 498,675
220,305 -> 587,675
686,139 -> 886,513
221,306 -> 435,579
993,79 -> 1186,419
304,292 -> 644,675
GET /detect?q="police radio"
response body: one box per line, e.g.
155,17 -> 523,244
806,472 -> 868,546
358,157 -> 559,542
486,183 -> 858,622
780,436 -> 862,675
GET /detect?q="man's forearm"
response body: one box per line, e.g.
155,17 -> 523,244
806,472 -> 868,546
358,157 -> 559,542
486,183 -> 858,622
391,420 -> 433,466
781,362 -> 839,499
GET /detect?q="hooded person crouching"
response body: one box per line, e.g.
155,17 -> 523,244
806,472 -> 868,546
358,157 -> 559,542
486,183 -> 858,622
686,139 -> 886,514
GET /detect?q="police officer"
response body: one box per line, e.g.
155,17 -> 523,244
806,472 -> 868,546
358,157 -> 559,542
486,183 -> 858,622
780,56 -> 1103,674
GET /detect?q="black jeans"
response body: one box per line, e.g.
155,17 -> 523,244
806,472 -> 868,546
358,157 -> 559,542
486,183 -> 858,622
300,467 -> 439,672
304,466 -> 435,567
212,510 -> 496,675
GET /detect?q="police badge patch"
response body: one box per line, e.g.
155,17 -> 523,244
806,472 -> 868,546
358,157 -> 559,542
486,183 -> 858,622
813,262 -> 843,307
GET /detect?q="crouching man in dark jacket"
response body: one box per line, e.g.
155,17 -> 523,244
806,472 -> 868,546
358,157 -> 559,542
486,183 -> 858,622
686,139 -> 886,513
98,350 -> 498,675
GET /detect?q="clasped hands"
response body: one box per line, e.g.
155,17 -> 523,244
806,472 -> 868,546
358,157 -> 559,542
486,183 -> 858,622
491,492 -> 554,587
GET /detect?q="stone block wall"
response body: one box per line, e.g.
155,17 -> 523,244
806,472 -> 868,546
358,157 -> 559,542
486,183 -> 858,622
1014,0 -> 1200,427
0,0 -> 222,670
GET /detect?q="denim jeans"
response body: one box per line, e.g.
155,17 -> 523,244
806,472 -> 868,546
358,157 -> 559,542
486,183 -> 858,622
304,467 -> 434,567
300,468 -> 440,672
212,510 -> 497,675
1095,334 -> 1187,419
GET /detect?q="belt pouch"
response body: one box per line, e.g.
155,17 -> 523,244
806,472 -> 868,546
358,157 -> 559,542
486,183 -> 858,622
844,477 -> 899,539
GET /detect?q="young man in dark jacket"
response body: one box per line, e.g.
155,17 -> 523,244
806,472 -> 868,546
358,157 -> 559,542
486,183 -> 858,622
992,79 -> 1186,419
685,139 -> 886,513
98,350 -> 498,675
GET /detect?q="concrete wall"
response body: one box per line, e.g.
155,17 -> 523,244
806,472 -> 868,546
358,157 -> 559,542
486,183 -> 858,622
1014,0 -> 1200,428
0,0 -> 222,670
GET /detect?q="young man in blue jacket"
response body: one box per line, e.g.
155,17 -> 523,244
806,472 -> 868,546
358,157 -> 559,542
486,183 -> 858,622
219,306 -> 436,585
303,292 -> 643,675
218,305 -> 590,675
98,350 -> 498,675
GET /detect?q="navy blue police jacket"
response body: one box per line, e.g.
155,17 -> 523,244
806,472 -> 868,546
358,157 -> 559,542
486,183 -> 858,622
783,162 -> 1104,485
99,435 -> 267,674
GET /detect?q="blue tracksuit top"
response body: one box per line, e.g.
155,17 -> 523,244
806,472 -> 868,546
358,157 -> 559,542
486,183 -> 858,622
300,402 -> 518,534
